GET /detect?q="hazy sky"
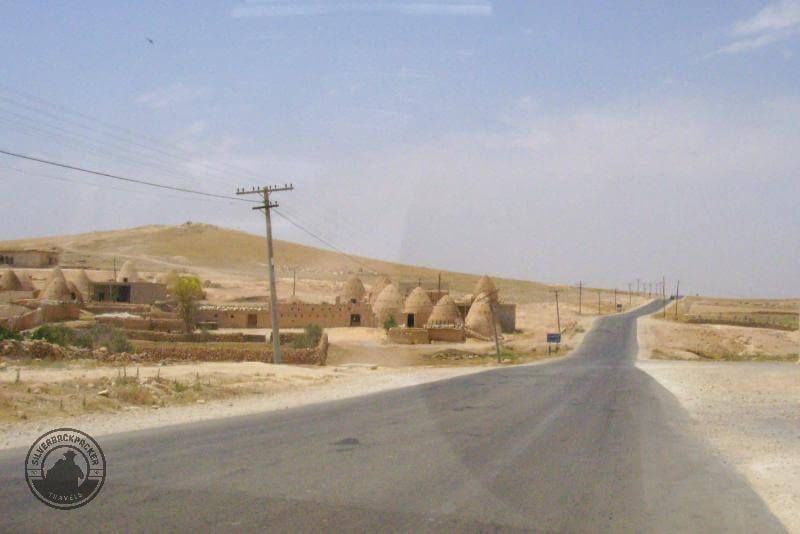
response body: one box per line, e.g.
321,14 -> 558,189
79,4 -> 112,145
1,1 -> 798,297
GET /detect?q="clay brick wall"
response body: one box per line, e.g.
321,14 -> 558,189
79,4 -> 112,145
427,327 -> 466,343
496,303 -> 516,333
95,316 -> 150,330
40,302 -> 80,322
387,327 -> 430,345
198,302 -> 376,329
0,291 -> 36,303
136,333 -> 329,365
85,303 -> 151,315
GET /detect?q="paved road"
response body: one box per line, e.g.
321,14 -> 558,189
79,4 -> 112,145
0,301 -> 785,532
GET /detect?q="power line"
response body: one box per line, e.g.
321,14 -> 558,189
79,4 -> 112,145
0,112 -> 229,190
0,84 -> 265,185
0,148 -> 256,203
0,163 -> 239,205
272,208 -> 379,274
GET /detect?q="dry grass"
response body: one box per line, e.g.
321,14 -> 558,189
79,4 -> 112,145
0,367 -> 270,423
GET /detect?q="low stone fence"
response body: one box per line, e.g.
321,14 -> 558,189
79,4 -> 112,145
94,315 -> 186,333
387,327 -> 430,345
85,303 -> 151,315
122,330 -> 265,343
135,333 -> 328,365
0,333 -> 329,365
428,327 -> 466,343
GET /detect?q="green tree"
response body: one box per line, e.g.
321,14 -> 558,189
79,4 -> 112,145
383,315 -> 397,331
173,276 -> 204,333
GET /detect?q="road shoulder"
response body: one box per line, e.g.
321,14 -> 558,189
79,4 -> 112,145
636,315 -> 800,532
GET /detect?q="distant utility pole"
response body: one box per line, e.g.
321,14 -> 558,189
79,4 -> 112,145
662,275 -> 666,318
551,289 -> 562,333
237,184 -> 294,364
577,281 -> 583,315
674,279 -> 680,318
628,283 -> 632,304
636,278 -> 640,295
614,288 -> 618,311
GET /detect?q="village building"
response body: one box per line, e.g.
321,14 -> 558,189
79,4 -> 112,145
372,283 -> 405,325
191,273 -> 514,344
0,248 -> 59,268
196,300 -> 376,329
402,287 -> 433,327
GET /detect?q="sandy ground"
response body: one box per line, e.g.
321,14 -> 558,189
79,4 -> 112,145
639,315 -> 799,361
637,317 -> 800,532
0,361 -> 504,451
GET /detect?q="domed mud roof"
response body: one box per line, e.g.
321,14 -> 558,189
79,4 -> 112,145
427,294 -> 461,326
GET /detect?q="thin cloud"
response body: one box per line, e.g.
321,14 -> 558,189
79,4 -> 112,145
136,83 -> 209,109
708,0 -> 800,57
231,1 -> 492,18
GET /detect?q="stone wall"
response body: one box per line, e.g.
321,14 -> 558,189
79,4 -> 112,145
387,327 -> 430,345
496,303 -> 517,333
428,327 -> 466,343
198,301 -> 376,329
135,333 -> 328,365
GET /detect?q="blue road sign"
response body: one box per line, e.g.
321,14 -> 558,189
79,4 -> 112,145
547,333 -> 561,344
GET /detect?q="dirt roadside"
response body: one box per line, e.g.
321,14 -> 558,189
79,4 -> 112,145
0,362 -> 506,451
637,317 -> 800,532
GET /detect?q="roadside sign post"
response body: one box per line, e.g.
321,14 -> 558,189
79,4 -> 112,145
547,332 -> 561,353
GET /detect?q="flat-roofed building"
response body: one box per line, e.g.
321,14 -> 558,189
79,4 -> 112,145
0,249 -> 59,268
88,280 -> 167,305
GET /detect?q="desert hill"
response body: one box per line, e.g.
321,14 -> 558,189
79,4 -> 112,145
0,222 -> 561,303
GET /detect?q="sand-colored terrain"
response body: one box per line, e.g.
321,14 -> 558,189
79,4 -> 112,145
638,314 -> 800,532
639,296 -> 798,361
0,222 -> 651,308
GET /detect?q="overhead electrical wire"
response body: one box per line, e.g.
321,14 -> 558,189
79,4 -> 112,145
0,148 -> 256,203
0,84 -> 392,274
0,163 -> 240,205
0,84 -> 266,186
272,208 -> 380,274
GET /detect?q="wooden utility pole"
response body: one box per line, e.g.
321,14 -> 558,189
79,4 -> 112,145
551,289 -> 561,333
674,280 -> 680,318
236,184 -> 294,364
577,281 -> 583,315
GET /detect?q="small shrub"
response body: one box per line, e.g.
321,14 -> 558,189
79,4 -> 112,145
173,381 -> 189,393
31,324 -> 76,346
383,316 -> 398,332
0,326 -> 21,341
291,324 -> 323,348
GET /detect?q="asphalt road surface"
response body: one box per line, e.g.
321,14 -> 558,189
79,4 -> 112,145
0,301 -> 785,532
